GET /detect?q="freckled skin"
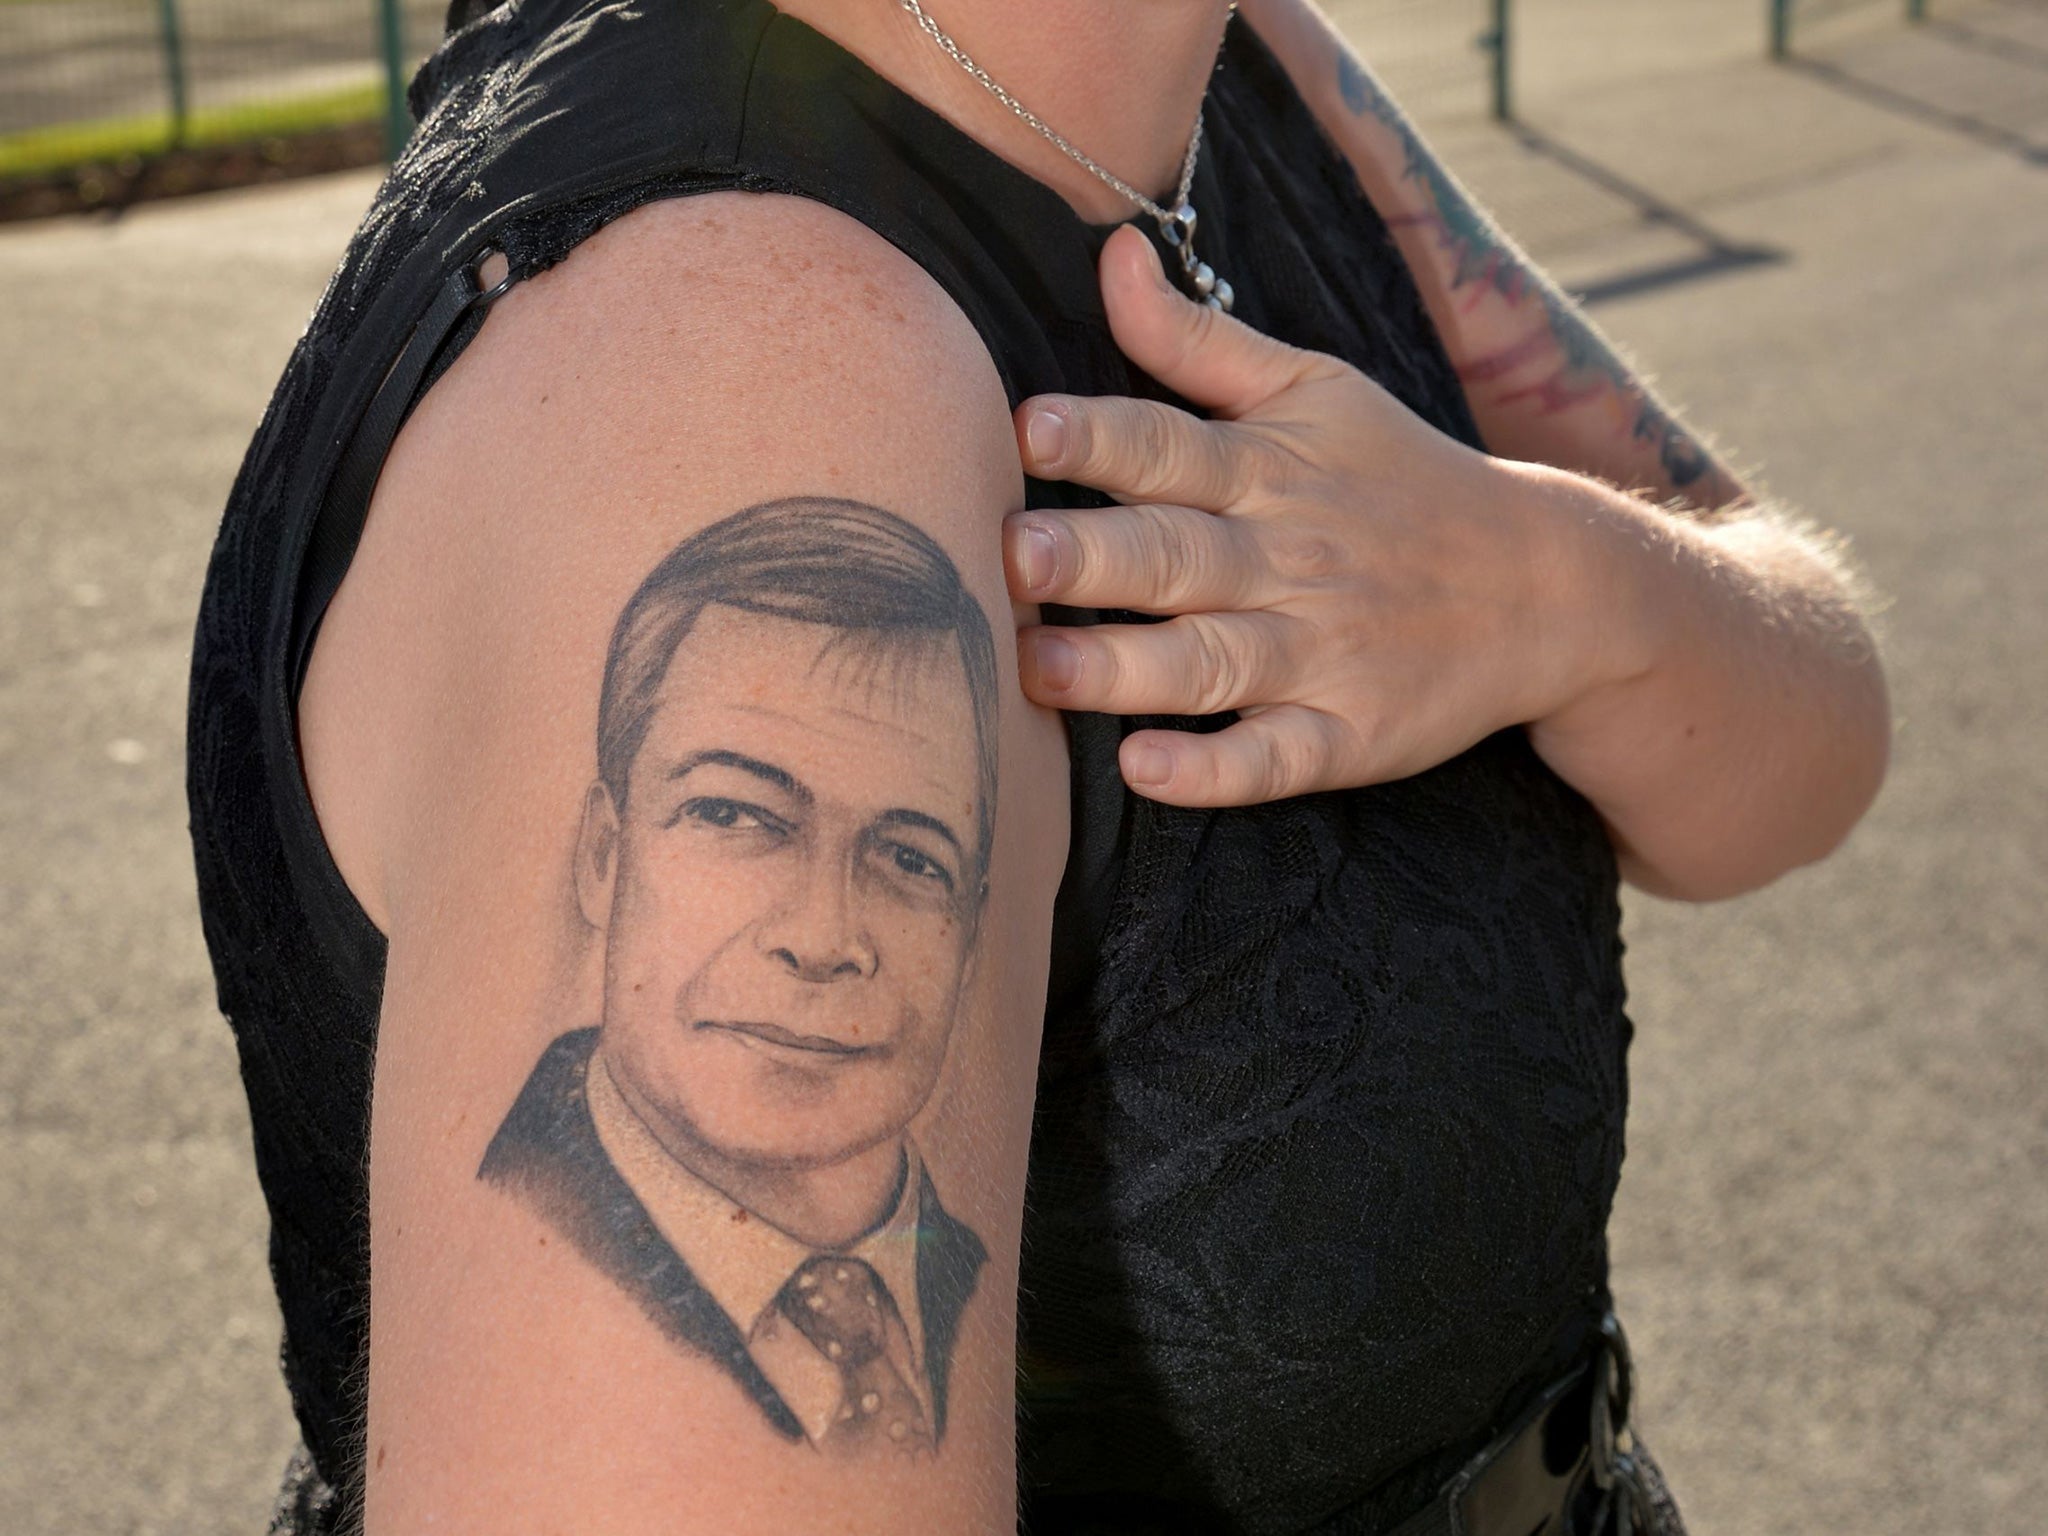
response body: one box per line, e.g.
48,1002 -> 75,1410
586,606 -> 983,1191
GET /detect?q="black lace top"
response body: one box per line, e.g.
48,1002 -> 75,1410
186,1 -> 1631,1530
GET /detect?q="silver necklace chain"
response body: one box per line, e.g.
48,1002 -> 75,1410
898,0 -> 1235,312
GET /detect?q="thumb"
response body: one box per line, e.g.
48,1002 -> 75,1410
1099,223 -> 1322,417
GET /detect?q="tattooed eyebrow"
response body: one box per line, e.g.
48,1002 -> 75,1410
670,749 -> 811,803
874,807 -> 964,852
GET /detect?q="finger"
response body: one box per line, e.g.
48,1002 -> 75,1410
1016,391 -> 1252,508
1018,610 -> 1299,718
1003,504 -> 1271,612
1118,707 -> 1352,807
1098,223 -> 1329,417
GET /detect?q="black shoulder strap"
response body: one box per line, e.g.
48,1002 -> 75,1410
287,261 -> 499,700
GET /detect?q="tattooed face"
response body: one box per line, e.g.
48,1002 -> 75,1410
583,603 -> 982,1176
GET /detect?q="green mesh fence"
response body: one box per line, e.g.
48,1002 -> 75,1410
3,0 -> 1511,186
1773,0 -> 1931,57
1328,0 -> 1509,119
0,0 -> 442,178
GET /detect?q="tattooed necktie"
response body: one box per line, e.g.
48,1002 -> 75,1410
775,1255 -> 934,1457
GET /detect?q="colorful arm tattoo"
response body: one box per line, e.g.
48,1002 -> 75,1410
1335,52 -> 1738,505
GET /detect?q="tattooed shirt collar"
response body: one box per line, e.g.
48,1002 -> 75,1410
585,1048 -> 932,1439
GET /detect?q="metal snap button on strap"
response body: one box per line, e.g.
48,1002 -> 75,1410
1589,1310 -> 1651,1533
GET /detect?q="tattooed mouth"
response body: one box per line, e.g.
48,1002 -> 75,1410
697,1019 -> 875,1057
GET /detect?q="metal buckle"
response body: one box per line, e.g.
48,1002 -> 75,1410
467,246 -> 518,313
1588,1311 -> 1653,1532
1424,1310 -> 1662,1536
1589,1311 -> 1633,1490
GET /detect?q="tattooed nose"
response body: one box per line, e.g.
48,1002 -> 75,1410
767,942 -> 874,983
759,850 -> 880,982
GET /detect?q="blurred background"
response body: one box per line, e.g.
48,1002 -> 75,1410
0,0 -> 433,214
2,0 -> 2044,1530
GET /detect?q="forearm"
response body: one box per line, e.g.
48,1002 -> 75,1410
1520,463 -> 1891,900
1241,0 -> 1748,513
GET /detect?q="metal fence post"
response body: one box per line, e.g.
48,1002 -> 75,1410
154,0 -> 190,148
1769,0 -> 1792,59
378,0 -> 410,160
1481,0 -> 1512,121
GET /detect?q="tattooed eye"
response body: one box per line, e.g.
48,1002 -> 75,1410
675,797 -> 786,835
878,841 -> 956,893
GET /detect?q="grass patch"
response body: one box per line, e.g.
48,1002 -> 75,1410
0,81 -> 385,178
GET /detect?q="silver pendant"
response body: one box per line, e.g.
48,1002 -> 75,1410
1159,202 -> 1234,313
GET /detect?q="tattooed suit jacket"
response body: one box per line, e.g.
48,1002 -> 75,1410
479,1027 -> 987,1442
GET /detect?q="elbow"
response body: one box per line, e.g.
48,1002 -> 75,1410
1787,637 -> 1894,879
1618,653 -> 1892,904
1803,659 -> 1893,870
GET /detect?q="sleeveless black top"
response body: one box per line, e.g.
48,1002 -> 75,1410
186,2 -> 1632,1530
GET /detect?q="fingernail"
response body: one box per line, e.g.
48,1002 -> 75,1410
1015,521 -> 1059,593
1124,742 -> 1173,787
1031,632 -> 1082,691
1025,407 -> 1067,469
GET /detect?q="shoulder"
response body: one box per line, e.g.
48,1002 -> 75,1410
444,190 -> 1016,467
299,189 -> 1028,929
377,184 -> 1026,638
389,189 -> 1022,553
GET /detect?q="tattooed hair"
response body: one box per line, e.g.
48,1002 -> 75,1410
596,497 -> 999,899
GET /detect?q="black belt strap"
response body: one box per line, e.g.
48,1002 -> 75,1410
1390,1313 -> 1643,1536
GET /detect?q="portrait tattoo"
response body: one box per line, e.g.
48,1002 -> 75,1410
480,498 -> 997,1460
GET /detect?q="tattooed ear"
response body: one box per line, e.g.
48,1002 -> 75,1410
575,781 -> 621,931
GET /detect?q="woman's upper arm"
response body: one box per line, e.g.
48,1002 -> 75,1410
298,191 -> 1069,1533
1240,0 -> 1750,512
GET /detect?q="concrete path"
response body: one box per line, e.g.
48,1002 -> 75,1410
2,3 -> 2042,1530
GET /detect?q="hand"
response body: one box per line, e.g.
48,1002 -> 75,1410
1005,224 -> 1648,807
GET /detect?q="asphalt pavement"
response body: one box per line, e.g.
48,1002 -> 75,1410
2,2 -> 2043,1531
